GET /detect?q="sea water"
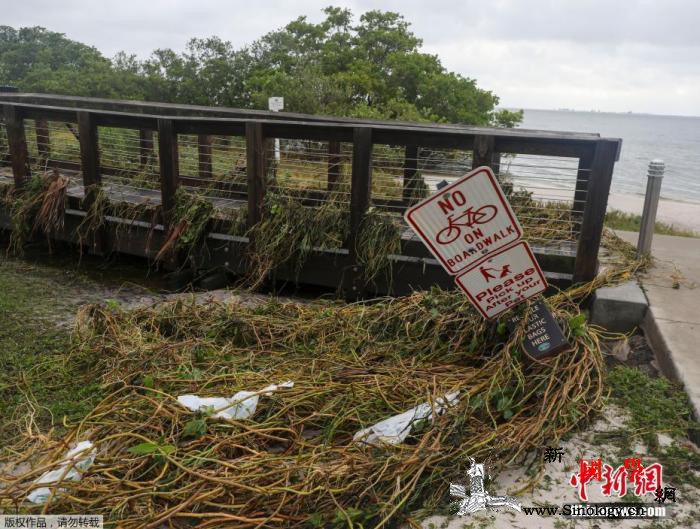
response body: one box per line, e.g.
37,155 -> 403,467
519,109 -> 700,204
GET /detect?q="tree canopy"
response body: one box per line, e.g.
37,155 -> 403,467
0,7 -> 522,127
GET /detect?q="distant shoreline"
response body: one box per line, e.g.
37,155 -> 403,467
506,107 -> 700,120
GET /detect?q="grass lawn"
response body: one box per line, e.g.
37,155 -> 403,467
0,249 -> 157,446
0,256 -> 99,444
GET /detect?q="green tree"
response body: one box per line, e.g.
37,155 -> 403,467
0,26 -> 139,98
0,8 -> 523,128
240,7 -> 519,126
494,109 -> 525,128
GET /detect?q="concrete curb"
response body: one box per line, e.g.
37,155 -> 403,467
642,308 -> 700,445
590,281 -> 648,333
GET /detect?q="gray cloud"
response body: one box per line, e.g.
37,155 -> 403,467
2,0 -> 699,115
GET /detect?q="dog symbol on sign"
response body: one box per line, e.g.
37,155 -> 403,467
479,264 -> 511,282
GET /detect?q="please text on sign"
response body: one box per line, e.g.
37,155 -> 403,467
454,241 -> 548,320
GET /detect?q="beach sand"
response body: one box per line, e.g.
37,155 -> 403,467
607,192 -> 700,232
523,185 -> 700,233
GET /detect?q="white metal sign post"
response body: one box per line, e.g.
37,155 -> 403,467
404,166 -> 523,275
268,97 -> 284,162
454,241 -> 548,320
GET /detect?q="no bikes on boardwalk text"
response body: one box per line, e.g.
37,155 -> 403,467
404,166 -> 523,275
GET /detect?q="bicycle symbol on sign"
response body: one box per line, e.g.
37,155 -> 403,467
435,205 -> 498,244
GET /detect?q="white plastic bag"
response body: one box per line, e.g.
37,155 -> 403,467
178,381 -> 294,420
27,441 -> 96,504
353,392 -> 460,446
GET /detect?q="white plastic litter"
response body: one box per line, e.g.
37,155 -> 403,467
27,441 -> 96,504
353,392 -> 460,446
177,381 -> 294,420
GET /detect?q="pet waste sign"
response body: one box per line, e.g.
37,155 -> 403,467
454,241 -> 547,319
404,166 -> 522,275
506,300 -> 569,359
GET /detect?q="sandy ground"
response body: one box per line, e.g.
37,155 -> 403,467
420,406 -> 699,529
607,192 -> 700,233
523,187 -> 700,233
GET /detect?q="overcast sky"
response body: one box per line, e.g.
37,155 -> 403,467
3,0 -> 699,116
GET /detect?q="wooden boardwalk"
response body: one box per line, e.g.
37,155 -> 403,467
1,168 -> 247,215
0,93 -> 622,294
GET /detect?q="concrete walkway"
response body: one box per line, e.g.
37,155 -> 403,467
617,230 -> 700,430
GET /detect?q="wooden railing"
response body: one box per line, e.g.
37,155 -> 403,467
0,93 -> 622,295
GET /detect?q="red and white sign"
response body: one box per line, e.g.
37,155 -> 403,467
404,166 -> 522,275
455,241 -> 548,320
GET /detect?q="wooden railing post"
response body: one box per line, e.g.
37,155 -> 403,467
77,112 -> 100,188
492,152 -> 502,175
198,134 -> 213,180
327,140 -> 342,191
77,111 -> 103,253
3,105 -> 30,189
346,127 -> 373,295
402,144 -> 419,205
472,135 -> 495,169
246,122 -> 266,229
36,118 -> 50,161
157,118 -> 180,227
573,139 -> 618,283
138,129 -> 154,167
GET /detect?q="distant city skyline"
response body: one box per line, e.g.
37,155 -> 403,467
3,0 -> 699,116
512,108 -> 700,119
